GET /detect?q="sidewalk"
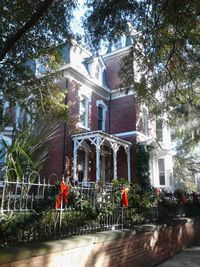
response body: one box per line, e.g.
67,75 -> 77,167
156,245 -> 200,267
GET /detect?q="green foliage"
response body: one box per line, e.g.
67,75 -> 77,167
136,144 -> 151,192
0,0 -> 76,117
84,0 -> 200,106
0,211 -> 42,247
3,117 -> 60,182
84,0 -> 200,153
129,183 -> 158,211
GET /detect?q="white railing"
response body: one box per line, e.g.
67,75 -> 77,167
0,169 -> 59,213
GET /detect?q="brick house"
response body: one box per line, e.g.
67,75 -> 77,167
39,36 -> 173,188
0,36 -> 174,188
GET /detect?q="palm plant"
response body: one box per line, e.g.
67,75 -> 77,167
2,117 -> 59,182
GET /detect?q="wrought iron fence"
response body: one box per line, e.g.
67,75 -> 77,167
0,169 -> 200,248
0,169 -> 59,212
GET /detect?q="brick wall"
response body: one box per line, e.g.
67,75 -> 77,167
104,55 -> 122,89
110,95 -> 136,134
41,62 -> 138,181
0,218 -> 200,267
41,79 -> 80,179
40,123 -> 65,180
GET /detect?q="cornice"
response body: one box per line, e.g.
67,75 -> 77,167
103,46 -> 131,61
111,88 -> 135,99
62,64 -> 111,100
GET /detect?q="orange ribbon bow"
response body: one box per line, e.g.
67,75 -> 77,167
121,186 -> 129,207
55,181 -> 69,209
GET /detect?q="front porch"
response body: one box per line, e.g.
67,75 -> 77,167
72,130 -> 132,182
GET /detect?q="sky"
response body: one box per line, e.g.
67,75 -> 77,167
71,0 -> 86,36
71,0 -> 108,54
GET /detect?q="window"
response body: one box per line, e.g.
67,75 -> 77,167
80,96 -> 89,128
156,119 -> 163,142
77,150 -> 87,182
113,37 -> 122,50
96,100 -> 107,131
158,159 -> 165,185
111,36 -> 126,51
98,106 -> 103,130
80,98 -> 86,126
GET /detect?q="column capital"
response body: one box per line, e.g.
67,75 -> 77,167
111,143 -> 120,154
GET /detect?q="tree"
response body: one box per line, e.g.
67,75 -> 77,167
0,0 -> 76,113
136,144 -> 151,191
84,0 -> 200,137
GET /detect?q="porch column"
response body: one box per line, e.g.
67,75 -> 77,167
73,140 -> 78,181
112,144 -> 119,179
96,136 -> 101,181
126,146 -> 131,182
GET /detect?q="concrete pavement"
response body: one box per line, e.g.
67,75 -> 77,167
156,246 -> 200,267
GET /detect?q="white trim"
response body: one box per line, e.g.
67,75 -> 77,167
103,46 -> 131,60
72,130 -> 132,148
61,63 -> 111,93
84,151 -> 88,180
114,131 -> 136,137
72,130 -> 132,182
111,88 -> 135,99
96,100 -> 108,111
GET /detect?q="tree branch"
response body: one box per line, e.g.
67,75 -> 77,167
0,0 -> 54,62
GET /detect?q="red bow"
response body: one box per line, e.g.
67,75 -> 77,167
155,188 -> 161,196
121,186 -> 129,207
56,181 -> 69,209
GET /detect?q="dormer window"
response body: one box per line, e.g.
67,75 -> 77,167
111,36 -> 126,52
96,100 -> 107,131
113,37 -> 122,50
